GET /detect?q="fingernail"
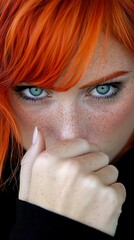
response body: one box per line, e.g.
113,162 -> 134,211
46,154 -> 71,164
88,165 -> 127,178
32,126 -> 38,144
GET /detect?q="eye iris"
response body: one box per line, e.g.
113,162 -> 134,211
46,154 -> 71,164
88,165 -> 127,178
96,85 -> 110,95
29,88 -> 43,96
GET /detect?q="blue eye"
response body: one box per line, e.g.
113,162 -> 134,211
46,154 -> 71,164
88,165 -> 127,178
96,85 -> 110,95
29,87 -> 43,97
14,85 -> 51,101
89,83 -> 121,99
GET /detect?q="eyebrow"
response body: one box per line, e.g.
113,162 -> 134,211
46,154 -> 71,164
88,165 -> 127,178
79,71 -> 129,89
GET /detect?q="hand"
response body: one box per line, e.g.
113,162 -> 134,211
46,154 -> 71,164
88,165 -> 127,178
19,128 -> 126,236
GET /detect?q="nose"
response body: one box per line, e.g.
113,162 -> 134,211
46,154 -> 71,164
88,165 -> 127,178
52,101 -> 87,141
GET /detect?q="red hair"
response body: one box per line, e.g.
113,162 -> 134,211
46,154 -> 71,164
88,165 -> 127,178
0,0 -> 134,181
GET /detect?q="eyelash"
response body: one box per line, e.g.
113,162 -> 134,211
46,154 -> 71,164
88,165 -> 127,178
85,82 -> 123,101
14,86 -> 52,102
13,82 -> 123,103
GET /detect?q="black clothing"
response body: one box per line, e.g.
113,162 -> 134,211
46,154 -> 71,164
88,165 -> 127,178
0,148 -> 133,240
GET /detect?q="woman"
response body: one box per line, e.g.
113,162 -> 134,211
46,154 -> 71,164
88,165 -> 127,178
0,0 -> 134,239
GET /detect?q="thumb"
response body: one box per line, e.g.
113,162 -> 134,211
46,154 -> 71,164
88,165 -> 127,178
19,127 -> 46,201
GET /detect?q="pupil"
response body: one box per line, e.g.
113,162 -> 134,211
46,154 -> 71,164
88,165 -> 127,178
30,88 -> 42,96
96,85 -> 110,95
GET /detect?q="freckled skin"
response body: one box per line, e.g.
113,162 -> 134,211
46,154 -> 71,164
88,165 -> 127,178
9,35 -> 134,162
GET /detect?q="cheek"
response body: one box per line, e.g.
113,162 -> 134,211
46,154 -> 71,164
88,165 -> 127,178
91,106 -> 132,136
11,103 -> 53,148
86,99 -> 134,159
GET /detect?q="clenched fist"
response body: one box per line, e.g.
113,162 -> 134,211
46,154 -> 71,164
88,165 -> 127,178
19,127 -> 126,236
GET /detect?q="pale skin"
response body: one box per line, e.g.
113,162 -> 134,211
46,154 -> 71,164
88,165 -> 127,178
9,34 -> 134,236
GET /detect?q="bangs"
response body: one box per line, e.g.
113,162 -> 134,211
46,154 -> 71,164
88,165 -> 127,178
0,0 -> 133,92
0,0 -> 106,91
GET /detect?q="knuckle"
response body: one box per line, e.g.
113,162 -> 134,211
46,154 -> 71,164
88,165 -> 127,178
116,183 -> 126,202
108,165 -> 119,177
73,138 -> 99,152
32,152 -> 53,171
63,159 -> 81,174
87,174 -> 101,187
103,187 -> 119,207
103,184 -> 126,207
44,149 -> 57,159
76,138 -> 90,150
98,152 -> 109,164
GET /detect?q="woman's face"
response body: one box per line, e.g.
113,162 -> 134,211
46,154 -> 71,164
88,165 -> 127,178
9,35 -> 134,162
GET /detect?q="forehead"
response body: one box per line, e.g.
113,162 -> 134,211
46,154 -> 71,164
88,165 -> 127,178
77,34 -> 134,88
